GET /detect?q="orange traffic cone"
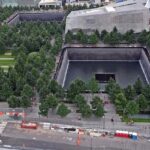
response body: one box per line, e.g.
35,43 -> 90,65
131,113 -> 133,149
76,135 -> 81,146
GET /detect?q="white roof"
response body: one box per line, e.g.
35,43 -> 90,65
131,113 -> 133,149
67,0 -> 147,18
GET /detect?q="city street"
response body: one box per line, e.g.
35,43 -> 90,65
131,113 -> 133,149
1,122 -> 150,150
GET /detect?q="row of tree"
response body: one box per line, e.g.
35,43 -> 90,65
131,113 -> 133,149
65,28 -> 150,47
67,78 -> 99,100
64,3 -> 101,15
39,94 -> 70,117
106,78 -> 150,118
38,77 -> 104,118
65,30 -> 99,44
66,78 -> 104,118
73,94 -> 104,118
0,21 -> 67,118
0,22 -> 64,54
0,7 -> 71,117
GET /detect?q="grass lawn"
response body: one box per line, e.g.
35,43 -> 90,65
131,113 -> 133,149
121,116 -> 150,123
0,53 -> 15,71
132,118 -> 150,123
0,55 -> 14,58
0,59 -> 15,65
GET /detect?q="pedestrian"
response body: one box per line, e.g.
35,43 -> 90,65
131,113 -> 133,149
111,118 -> 115,127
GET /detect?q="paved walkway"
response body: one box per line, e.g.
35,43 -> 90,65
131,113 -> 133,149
25,93 -> 150,137
1,93 -> 150,137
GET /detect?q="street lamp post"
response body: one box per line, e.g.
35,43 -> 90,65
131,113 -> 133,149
90,136 -> 93,150
103,115 -> 105,129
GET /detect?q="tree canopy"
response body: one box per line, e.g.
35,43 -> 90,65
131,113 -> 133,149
57,103 -> 71,117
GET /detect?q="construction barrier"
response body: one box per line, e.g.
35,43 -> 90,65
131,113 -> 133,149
21,121 -> 37,129
115,130 -> 138,140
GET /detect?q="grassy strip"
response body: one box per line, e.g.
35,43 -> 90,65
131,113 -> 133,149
0,66 -> 10,68
121,117 -> 150,123
0,55 -> 14,58
0,60 -> 15,65
132,118 -> 150,123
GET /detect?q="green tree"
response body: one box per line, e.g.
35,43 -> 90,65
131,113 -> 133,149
115,92 -> 127,115
88,77 -> 99,95
36,77 -> 45,92
94,104 -> 104,117
91,96 -> 102,109
8,68 -> 18,91
137,94 -> 148,111
0,38 -> 5,54
107,80 -> 122,103
7,95 -> 20,108
134,78 -> 143,95
105,78 -> 116,93
39,47 -> 46,63
124,85 -> 136,100
31,68 -> 39,80
67,82 -> 81,101
39,101 -> 49,116
137,30 -> 148,45
103,27 -> 122,45
142,85 -> 150,110
25,72 -> 36,86
1,82 -> 12,101
15,77 -> 26,95
113,26 -> 118,33
74,79 -> 86,92
75,94 -> 86,108
15,51 -> 27,75
88,33 -> 98,44
100,30 -> 108,41
81,104 -> 92,118
103,33 -> 111,44
123,30 -> 135,44
146,34 -> 150,47
57,103 -> 71,117
45,57 -> 55,73
109,27 -> 122,45
56,85 -> 65,99
48,80 -> 59,94
20,95 -> 31,108
65,30 -> 73,43
39,85 -> 49,100
27,52 -> 42,68
46,94 -> 58,111
21,84 -> 33,98
142,85 -> 150,101
125,101 -> 139,116
95,30 -> 100,38
77,30 -> 87,44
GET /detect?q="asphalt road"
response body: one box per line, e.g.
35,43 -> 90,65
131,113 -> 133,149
0,136 -> 98,150
1,136 -> 150,150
